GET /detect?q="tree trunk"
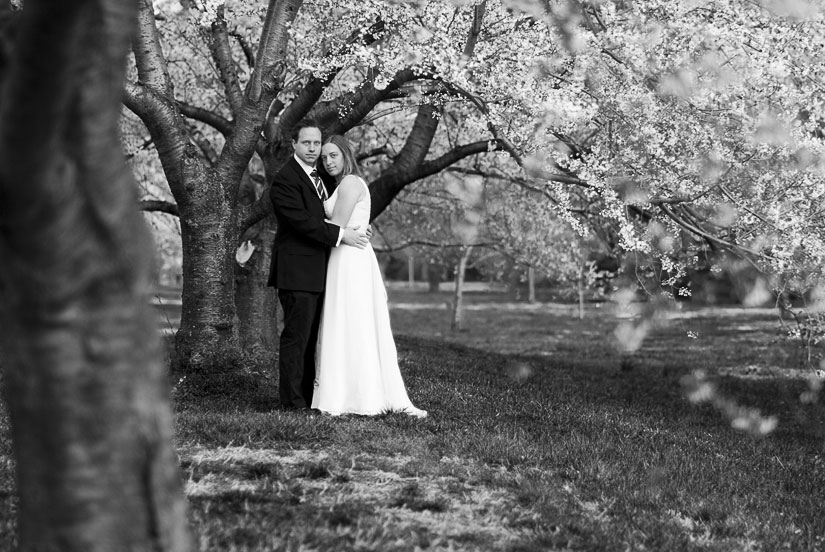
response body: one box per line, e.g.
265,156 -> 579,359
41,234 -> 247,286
0,0 -> 192,549
527,265 -> 536,304
235,216 -> 278,357
407,254 -> 415,288
174,173 -> 241,370
451,247 -> 472,331
233,148 -> 291,360
428,263 -> 441,293
578,263 -> 586,320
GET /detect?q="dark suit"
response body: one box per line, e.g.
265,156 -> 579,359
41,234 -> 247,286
269,157 -> 339,408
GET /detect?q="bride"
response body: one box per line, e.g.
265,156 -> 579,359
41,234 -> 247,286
311,134 -> 427,418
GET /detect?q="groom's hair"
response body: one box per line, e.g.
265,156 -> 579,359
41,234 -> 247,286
324,134 -> 361,177
291,118 -> 322,141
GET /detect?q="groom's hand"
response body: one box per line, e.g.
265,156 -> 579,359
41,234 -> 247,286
365,224 -> 373,239
342,226 -> 368,249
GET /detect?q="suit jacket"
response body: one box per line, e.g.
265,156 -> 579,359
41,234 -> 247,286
268,158 -> 340,292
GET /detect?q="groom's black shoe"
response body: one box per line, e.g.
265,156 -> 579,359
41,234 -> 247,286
288,407 -> 316,417
280,399 -> 307,410
283,405 -> 312,413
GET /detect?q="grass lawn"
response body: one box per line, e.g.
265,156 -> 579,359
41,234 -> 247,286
2,288 -> 825,550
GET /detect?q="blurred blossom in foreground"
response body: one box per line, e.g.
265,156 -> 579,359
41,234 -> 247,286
800,364 -> 825,404
614,320 -> 650,353
612,287 -> 671,353
506,361 -> 534,384
681,370 -> 778,436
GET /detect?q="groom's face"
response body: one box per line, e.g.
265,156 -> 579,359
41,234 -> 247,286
293,127 -> 322,167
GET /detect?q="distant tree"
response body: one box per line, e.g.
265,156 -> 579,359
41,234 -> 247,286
0,0 -> 192,549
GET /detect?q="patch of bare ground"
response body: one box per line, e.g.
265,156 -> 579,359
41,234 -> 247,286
180,446 -> 550,550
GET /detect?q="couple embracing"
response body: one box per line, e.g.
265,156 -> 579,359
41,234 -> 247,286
268,118 -> 427,419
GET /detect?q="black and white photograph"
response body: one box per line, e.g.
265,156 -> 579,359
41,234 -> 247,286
1,0 -> 824,550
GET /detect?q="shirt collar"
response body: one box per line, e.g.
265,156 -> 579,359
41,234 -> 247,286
293,154 -> 316,177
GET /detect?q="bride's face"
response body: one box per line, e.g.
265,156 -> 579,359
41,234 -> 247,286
321,143 -> 344,177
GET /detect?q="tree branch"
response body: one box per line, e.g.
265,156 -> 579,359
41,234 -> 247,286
238,193 -> 273,236
133,0 -> 174,95
358,144 -> 394,162
657,203 -> 765,260
247,0 -> 292,103
394,103 -> 442,168
272,73 -> 333,142
463,0 -> 486,58
441,81 -> 525,166
322,68 -> 421,134
129,0 -> 192,198
140,199 -> 179,217
372,240 -> 500,253
185,123 -> 219,165
266,18 -> 387,144
230,30 -> 256,69
123,81 -> 188,195
370,140 -> 504,219
210,7 -> 244,116
176,100 -> 233,135
213,0 -> 299,198
417,140 -> 501,177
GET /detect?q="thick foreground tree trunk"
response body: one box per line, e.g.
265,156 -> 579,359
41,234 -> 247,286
0,1 -> 192,550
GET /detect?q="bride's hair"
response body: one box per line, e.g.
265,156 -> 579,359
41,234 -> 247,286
323,134 -> 362,178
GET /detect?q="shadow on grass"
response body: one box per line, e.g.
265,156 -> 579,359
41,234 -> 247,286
390,333 -> 825,551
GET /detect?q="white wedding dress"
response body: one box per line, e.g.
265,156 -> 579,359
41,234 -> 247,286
312,177 -> 427,418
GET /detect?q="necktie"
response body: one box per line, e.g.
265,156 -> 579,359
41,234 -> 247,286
310,168 -> 327,201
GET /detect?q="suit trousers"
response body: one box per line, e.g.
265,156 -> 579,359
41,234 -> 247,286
277,289 -> 323,408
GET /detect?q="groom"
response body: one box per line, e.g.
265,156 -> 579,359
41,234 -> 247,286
268,118 -> 368,410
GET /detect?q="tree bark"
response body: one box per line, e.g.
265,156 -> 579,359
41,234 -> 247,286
174,166 -> 241,368
0,0 -> 192,549
233,152 -> 289,359
235,217 -> 279,355
234,168 -> 278,357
